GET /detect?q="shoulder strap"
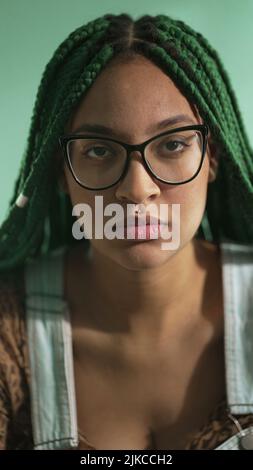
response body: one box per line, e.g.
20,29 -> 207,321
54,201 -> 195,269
25,245 -> 78,450
221,242 -> 253,414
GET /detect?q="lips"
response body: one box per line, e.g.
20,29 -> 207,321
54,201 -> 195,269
124,223 -> 162,240
123,215 -> 164,228
111,214 -> 168,233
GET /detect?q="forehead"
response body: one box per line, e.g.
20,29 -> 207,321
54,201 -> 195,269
66,55 -> 200,136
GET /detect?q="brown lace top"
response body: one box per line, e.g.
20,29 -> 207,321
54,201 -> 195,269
1,266 -> 253,450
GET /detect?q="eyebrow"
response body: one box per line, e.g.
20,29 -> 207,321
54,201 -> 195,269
70,114 -> 197,138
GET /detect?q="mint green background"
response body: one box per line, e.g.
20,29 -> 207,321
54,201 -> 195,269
1,0 -> 253,223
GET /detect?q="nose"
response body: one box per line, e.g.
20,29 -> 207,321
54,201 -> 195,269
114,150 -> 160,204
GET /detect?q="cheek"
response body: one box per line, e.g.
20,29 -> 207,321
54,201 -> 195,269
67,185 -> 114,211
65,167 -> 94,207
65,164 -> 115,209
65,158 -> 210,247
68,186 -> 94,207
162,160 -> 209,241
66,178 -> 116,236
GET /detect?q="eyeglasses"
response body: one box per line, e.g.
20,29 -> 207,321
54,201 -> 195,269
58,124 -> 209,190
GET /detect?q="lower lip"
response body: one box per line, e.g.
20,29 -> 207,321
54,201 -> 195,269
123,223 -> 165,240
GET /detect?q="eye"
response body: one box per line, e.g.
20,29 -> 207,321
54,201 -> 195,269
82,145 -> 114,160
150,133 -> 195,161
164,140 -> 189,152
161,138 -> 191,156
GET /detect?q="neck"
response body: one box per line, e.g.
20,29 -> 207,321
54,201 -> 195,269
74,238 -> 213,341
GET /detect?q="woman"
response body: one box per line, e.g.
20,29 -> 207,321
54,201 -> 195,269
0,13 -> 253,451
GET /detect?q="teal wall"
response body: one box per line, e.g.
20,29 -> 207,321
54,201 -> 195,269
1,0 -> 253,223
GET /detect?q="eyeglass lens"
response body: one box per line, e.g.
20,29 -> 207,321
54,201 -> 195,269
66,129 -> 204,189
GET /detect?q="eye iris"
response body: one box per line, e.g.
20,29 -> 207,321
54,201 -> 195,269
92,146 -> 107,156
82,145 -> 111,159
166,140 -> 183,151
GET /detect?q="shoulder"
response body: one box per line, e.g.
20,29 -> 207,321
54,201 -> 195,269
0,265 -> 32,449
220,240 -> 253,259
0,265 -> 27,368
195,238 -> 253,257
0,265 -> 34,450
220,241 -> 253,285
196,238 -> 253,269
0,265 -> 30,406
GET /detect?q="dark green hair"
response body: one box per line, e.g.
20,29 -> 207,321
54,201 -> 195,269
0,12 -> 252,271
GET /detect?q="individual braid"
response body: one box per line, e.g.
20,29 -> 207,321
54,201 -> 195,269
158,17 -> 253,173
0,16 -> 114,269
11,17 -> 110,200
147,15 -> 253,242
0,12 -> 252,272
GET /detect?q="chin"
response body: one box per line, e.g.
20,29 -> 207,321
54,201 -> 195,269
95,238 -> 179,271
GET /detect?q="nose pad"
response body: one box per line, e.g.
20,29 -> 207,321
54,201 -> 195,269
115,151 -> 160,202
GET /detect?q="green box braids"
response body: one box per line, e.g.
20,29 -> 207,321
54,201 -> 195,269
0,12 -> 252,272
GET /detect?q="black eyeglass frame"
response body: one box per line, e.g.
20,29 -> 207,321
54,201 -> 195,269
58,123 -> 209,191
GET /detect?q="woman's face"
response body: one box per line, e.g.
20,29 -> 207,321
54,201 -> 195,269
59,55 -> 216,271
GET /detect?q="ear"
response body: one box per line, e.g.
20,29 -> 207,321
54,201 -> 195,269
207,139 -> 220,183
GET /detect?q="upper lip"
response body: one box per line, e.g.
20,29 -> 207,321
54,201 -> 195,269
122,215 -> 166,227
